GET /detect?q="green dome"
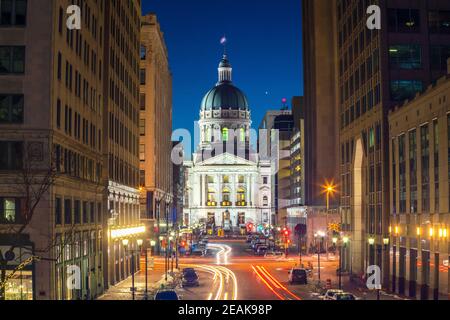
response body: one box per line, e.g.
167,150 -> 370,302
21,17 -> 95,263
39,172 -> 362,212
201,83 -> 249,111
201,54 -> 249,111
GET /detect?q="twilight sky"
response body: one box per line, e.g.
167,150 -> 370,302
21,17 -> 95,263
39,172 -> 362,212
142,0 -> 303,134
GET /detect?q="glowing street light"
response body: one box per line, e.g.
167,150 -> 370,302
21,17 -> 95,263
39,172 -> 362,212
322,182 -> 337,211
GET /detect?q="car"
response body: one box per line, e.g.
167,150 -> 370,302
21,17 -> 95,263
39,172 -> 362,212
254,243 -> 267,252
154,289 -> 180,300
264,251 -> 276,258
255,245 -> 268,255
191,249 -> 204,256
288,268 -> 308,285
330,292 -> 357,300
322,289 -> 344,300
182,269 -> 200,287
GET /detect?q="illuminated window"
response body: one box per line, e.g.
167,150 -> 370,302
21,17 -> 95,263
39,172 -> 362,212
223,175 -> 229,183
207,189 -> 216,202
1,198 -> 17,223
222,127 -> 229,141
222,188 -> 230,202
389,44 -> 422,69
237,188 -> 246,201
238,175 -> 245,183
240,128 -> 245,142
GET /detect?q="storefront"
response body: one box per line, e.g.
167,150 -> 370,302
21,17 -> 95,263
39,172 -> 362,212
0,241 -> 35,300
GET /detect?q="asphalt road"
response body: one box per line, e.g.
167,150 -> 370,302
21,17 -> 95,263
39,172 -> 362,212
173,239 -> 339,301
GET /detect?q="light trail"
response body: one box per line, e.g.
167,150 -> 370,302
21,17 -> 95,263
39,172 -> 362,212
216,265 -> 239,300
260,266 -> 302,300
257,266 -> 281,289
251,265 -> 285,300
208,244 -> 232,265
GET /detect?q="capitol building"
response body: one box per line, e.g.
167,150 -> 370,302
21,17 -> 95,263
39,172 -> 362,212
184,54 -> 273,234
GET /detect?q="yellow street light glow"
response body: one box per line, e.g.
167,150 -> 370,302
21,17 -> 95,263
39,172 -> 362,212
389,226 -> 392,234
438,228 -> 443,238
383,238 -> 389,245
122,239 -> 129,247
394,226 -> 399,235
444,229 -> 448,238
137,239 -> 143,247
416,227 -> 421,236
429,227 -> 434,237
332,237 -> 338,244
368,238 -> 375,245
343,236 -> 349,244
110,226 -> 146,239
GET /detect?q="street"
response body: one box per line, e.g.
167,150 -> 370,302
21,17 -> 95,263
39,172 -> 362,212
99,239 -> 407,301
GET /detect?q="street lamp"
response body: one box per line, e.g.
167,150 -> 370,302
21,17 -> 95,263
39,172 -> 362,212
122,238 -> 142,300
321,182 -> 337,260
315,231 -> 325,282
332,235 -> 349,290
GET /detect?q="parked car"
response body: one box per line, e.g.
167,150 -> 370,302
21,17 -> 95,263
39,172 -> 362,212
154,289 -> 180,300
288,268 -> 308,285
182,269 -> 199,287
330,292 -> 357,300
322,289 -> 344,300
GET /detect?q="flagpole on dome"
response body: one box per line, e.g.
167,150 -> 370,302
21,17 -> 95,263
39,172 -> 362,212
220,35 -> 227,56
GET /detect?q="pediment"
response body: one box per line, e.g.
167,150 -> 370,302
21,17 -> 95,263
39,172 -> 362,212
197,152 -> 256,166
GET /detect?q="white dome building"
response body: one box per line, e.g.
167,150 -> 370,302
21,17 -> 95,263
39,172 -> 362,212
183,54 -> 273,234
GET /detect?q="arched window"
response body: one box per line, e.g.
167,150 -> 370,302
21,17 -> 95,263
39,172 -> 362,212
222,188 -> 230,202
207,188 -> 216,203
237,187 -> 246,201
222,127 -> 229,142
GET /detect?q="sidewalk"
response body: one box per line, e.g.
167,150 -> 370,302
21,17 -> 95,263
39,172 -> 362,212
97,266 -> 180,300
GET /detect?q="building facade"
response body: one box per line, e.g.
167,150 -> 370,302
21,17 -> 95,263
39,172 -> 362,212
102,0 -> 142,290
259,110 -> 293,226
139,14 -> 173,253
288,97 -> 307,249
0,0 -> 109,300
302,0 -> 340,209
0,0 -> 145,300
184,54 -> 273,234
388,61 -> 450,300
330,0 -> 450,286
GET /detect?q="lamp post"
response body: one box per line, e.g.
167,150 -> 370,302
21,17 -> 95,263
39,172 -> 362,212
122,238 -> 143,301
315,231 -> 325,281
169,232 -> 175,273
322,183 -> 336,261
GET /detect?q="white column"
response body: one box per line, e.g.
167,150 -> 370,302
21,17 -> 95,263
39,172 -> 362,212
246,175 -> 250,206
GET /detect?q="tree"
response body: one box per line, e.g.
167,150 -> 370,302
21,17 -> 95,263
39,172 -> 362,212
0,140 -> 64,299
